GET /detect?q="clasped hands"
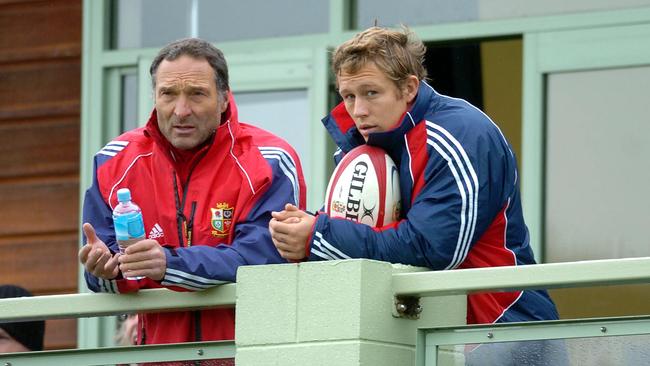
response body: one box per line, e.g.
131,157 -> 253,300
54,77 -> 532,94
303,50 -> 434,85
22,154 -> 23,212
269,203 -> 315,261
78,223 -> 166,281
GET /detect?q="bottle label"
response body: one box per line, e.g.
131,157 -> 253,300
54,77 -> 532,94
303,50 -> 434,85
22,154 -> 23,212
113,211 -> 145,241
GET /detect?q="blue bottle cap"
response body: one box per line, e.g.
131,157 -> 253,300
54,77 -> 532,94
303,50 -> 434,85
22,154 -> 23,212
117,188 -> 132,203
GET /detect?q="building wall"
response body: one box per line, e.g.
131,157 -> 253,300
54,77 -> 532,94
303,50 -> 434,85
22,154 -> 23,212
0,0 -> 81,350
0,0 -> 643,349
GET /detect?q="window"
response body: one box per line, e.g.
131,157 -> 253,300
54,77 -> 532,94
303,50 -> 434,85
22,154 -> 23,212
112,0 -> 329,49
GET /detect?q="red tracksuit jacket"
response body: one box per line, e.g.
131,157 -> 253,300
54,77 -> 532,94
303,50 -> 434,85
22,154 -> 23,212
83,93 -> 306,344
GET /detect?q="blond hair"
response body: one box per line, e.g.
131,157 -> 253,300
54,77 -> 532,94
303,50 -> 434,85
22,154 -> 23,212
332,26 -> 427,88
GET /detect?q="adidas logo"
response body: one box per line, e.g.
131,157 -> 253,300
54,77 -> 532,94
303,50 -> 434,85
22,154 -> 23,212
148,223 -> 164,239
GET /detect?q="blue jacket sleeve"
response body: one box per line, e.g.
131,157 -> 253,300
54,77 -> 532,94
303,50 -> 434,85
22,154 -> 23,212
309,120 -> 514,270
159,151 -> 301,290
81,155 -> 121,293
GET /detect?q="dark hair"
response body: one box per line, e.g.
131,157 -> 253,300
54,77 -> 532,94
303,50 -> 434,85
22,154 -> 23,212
149,38 -> 229,94
0,285 -> 45,351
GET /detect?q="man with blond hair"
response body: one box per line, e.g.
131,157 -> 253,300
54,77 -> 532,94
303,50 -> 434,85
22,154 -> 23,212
270,27 -> 563,365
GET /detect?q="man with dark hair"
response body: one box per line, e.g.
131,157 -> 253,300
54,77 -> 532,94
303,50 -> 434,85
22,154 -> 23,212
0,285 -> 45,353
79,38 -> 306,346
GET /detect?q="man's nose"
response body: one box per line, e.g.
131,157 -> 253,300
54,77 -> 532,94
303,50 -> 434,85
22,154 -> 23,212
352,99 -> 369,117
174,96 -> 192,119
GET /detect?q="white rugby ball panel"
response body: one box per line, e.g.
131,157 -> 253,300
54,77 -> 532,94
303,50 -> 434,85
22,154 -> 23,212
387,162 -> 401,223
324,145 -> 401,227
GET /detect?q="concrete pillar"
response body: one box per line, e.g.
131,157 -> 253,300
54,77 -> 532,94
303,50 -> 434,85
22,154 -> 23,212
235,259 -> 466,365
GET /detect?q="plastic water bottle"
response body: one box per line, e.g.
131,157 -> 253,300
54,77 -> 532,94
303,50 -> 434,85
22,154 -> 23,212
113,188 -> 145,280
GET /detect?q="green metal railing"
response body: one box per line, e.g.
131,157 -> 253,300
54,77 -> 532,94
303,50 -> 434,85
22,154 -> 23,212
392,256 -> 650,298
1,257 -> 650,365
390,257 -> 650,366
0,285 -> 236,365
0,284 -> 236,322
0,341 -> 236,366
421,316 -> 650,366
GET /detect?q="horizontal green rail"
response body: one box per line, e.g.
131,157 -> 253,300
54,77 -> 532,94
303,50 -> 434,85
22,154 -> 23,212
421,316 -> 650,366
0,340 -> 235,366
392,257 -> 650,298
0,284 -> 236,322
426,316 -> 650,346
1,258 -> 649,366
405,258 -> 650,366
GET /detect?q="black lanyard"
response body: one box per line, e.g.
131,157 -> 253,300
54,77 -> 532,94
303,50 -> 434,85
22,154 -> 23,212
172,171 -> 197,247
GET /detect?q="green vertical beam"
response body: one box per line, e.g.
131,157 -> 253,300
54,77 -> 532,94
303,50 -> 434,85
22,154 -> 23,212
79,0 -> 103,218
416,329 -> 428,366
307,47 -> 331,210
79,0 -> 117,349
521,32 -> 544,263
138,56 -> 154,126
330,0 -> 353,34
104,68 -> 122,139
425,344 -> 438,366
78,0 -> 102,349
321,0 -> 352,209
136,56 -> 153,126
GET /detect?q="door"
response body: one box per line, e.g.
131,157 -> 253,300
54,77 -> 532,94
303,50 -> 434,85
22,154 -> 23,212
522,23 -> 650,319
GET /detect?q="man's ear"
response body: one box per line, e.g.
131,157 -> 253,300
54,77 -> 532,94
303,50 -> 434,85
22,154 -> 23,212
403,75 -> 420,103
219,92 -> 229,113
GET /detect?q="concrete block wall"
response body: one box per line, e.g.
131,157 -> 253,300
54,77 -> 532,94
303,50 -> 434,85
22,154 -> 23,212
235,259 -> 466,365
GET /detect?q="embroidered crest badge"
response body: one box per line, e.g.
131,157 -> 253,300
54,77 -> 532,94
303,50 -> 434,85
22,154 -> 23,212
211,202 -> 234,237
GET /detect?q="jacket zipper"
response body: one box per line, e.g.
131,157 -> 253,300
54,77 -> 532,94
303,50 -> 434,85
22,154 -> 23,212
186,201 -> 197,246
171,169 -> 201,350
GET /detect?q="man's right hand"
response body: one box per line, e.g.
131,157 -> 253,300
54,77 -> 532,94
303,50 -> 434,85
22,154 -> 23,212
79,223 -> 120,280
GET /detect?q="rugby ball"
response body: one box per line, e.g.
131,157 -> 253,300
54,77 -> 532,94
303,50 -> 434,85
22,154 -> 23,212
324,145 -> 401,227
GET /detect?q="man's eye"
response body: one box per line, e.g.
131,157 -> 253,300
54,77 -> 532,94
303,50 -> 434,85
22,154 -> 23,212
367,90 -> 377,97
344,94 -> 355,101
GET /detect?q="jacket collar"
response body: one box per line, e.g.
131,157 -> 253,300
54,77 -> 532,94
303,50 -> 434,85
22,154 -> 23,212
322,81 -> 436,153
144,91 -> 241,165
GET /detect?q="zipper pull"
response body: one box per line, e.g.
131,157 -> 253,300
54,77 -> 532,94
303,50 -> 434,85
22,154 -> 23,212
186,201 -> 197,247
